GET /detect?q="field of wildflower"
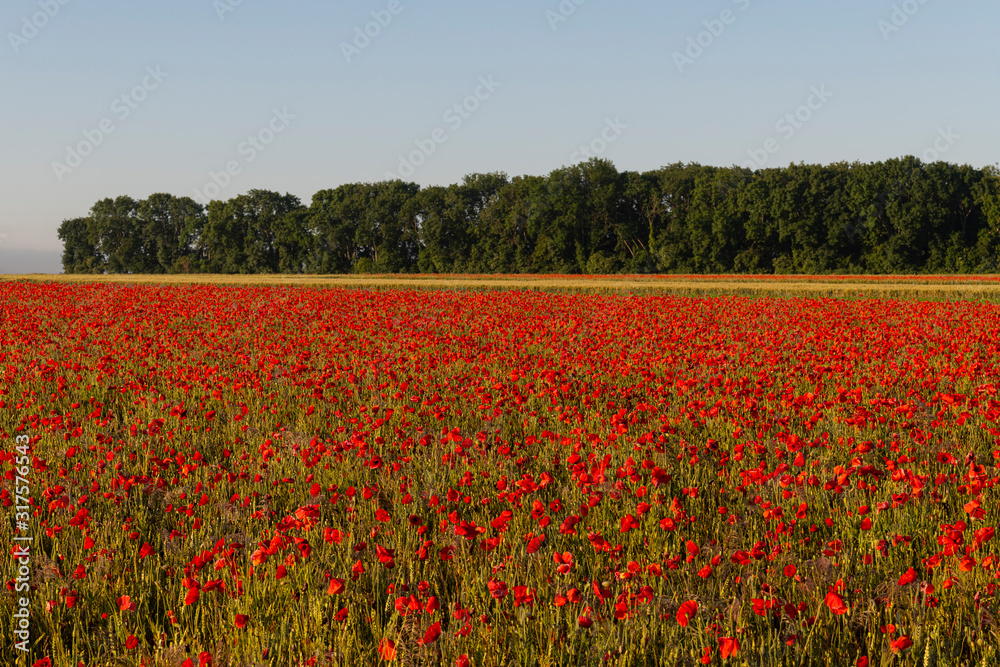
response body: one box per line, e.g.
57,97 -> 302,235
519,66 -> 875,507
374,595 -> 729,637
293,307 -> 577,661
2,281 -> 999,666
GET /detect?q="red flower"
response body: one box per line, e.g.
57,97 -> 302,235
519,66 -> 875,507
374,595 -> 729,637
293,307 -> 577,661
327,578 -> 346,595
719,636 -> 740,659
378,639 -> 397,661
677,600 -> 698,627
125,635 -> 138,650
620,514 -> 639,532
418,622 -> 442,645
824,591 -> 848,615
592,580 -> 612,604
234,614 -> 249,628
889,635 -> 913,653
513,586 -> 535,608
376,544 -> 396,568
487,580 -> 508,599
897,567 -> 917,585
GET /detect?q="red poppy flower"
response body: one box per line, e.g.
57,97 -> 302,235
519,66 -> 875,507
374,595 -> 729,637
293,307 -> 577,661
719,636 -> 739,659
890,636 -> 913,653
378,639 -> 397,661
487,580 -> 508,599
418,622 -> 442,645
677,600 -> 698,627
824,591 -> 848,615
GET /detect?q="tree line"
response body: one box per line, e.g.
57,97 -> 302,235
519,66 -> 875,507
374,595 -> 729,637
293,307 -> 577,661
58,157 -> 1000,275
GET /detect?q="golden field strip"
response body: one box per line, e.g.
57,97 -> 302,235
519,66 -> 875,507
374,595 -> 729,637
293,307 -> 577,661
4,274 -> 1000,300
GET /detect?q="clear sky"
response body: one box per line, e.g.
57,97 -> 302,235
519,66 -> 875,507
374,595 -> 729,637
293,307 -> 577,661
1,0 -> 997,272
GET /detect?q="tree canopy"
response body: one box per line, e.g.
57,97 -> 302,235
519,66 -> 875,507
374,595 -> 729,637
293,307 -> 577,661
58,159 -> 1000,275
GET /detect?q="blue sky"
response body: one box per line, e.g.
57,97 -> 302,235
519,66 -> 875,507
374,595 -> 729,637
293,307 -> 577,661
1,0 -> 997,272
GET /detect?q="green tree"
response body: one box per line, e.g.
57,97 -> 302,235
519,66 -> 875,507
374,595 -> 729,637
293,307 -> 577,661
200,190 -> 301,273
57,217 -> 102,274
88,196 -> 150,273
137,194 -> 205,273
472,175 -> 543,273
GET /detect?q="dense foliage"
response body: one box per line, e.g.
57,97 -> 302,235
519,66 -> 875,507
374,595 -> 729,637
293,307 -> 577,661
2,284 -> 1000,666
58,157 -> 1000,275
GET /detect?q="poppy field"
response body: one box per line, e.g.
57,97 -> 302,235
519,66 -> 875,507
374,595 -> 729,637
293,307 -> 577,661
2,282 -> 1000,667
